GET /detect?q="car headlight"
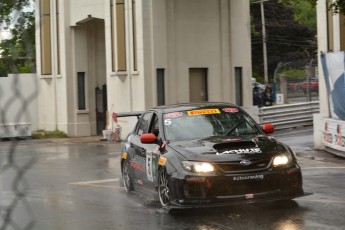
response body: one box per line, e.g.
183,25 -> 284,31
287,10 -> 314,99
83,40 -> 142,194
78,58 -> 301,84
273,155 -> 290,166
182,161 -> 215,173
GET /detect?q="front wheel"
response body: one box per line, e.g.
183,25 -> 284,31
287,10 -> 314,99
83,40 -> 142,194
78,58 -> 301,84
122,161 -> 133,192
158,168 -> 172,209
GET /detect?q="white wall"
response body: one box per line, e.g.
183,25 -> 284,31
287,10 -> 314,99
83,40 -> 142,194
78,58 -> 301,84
69,0 -> 105,26
0,74 -> 38,137
36,0 -> 253,137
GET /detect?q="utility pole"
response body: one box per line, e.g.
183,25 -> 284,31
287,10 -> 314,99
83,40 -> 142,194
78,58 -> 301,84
254,0 -> 269,85
260,0 -> 269,85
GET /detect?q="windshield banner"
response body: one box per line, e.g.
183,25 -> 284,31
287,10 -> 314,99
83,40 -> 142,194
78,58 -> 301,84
321,51 -> 345,120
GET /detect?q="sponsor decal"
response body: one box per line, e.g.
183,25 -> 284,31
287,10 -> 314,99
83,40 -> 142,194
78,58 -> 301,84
233,174 -> 264,181
186,177 -> 206,182
187,109 -> 220,116
245,194 -> 254,199
222,108 -> 239,113
131,155 -> 146,172
240,159 -> 251,166
146,151 -> 154,182
223,138 -> 241,142
122,152 -> 127,159
158,156 -> 167,166
164,112 -> 183,118
216,148 -> 262,155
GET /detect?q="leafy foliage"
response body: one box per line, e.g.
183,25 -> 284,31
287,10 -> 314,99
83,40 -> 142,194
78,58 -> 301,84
279,0 -> 316,29
0,0 -> 35,76
251,0 -> 317,82
307,0 -> 345,15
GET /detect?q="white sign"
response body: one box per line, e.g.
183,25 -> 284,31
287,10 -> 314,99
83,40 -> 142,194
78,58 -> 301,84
276,93 -> 284,105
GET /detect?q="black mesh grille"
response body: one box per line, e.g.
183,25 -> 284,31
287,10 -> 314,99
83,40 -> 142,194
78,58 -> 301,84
213,158 -> 272,173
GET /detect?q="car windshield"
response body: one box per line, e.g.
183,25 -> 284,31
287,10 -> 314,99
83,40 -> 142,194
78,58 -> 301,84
163,107 -> 261,141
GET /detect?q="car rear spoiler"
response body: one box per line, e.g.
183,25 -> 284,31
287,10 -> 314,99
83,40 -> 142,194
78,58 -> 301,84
114,111 -> 143,120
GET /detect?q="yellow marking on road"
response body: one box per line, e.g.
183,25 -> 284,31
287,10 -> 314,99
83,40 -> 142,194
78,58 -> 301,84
69,178 -> 120,188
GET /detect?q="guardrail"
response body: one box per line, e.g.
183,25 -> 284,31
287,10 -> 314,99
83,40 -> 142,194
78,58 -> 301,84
258,101 -> 320,130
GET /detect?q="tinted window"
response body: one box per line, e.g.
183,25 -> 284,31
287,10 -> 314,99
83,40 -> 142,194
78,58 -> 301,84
163,108 -> 260,141
136,112 -> 153,136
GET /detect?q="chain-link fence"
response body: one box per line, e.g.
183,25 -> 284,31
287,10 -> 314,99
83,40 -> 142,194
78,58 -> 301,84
273,59 -> 319,104
0,75 -> 38,230
1,1 -> 37,228
0,73 -> 38,230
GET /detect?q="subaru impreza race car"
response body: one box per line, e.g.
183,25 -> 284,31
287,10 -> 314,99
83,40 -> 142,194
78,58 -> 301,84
119,102 -> 307,210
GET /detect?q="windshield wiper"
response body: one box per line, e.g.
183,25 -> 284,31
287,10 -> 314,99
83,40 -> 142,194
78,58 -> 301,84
224,120 -> 245,136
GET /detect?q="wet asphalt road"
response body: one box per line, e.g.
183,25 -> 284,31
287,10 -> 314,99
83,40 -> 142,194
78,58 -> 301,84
1,128 -> 345,230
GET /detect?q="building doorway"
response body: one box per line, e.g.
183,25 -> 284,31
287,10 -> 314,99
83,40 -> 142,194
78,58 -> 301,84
189,68 -> 208,102
95,84 -> 107,135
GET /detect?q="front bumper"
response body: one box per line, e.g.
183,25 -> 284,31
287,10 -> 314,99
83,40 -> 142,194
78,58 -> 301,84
168,164 -> 307,208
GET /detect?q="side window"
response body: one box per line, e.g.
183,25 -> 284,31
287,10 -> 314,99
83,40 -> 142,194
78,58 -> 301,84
136,112 -> 153,136
149,114 -> 159,137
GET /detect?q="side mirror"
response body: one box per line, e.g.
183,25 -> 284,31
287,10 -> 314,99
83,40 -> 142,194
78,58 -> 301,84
262,124 -> 274,134
140,133 -> 157,143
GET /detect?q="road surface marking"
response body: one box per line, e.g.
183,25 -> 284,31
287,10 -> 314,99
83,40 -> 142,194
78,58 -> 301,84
69,178 -> 120,188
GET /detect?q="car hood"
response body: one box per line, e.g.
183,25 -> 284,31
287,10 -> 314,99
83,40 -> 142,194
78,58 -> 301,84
168,135 -> 284,162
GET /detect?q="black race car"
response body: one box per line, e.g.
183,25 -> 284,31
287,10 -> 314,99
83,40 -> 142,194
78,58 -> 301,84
119,102 -> 308,210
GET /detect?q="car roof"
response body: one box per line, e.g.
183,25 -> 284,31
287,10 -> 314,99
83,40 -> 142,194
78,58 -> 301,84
151,102 -> 239,113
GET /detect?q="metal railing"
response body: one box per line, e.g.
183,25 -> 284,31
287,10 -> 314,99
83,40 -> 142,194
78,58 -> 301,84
258,101 -> 320,130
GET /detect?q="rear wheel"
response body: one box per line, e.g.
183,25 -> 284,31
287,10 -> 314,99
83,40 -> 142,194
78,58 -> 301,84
122,161 -> 133,192
158,168 -> 172,209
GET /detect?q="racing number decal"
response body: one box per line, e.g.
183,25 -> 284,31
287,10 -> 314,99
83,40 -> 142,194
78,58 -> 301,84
146,151 -> 154,182
164,119 -> 172,126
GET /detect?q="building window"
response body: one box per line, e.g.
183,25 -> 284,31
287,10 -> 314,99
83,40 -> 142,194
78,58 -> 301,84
40,0 -> 52,75
56,0 -> 60,74
110,0 -> 116,72
116,0 -> 127,71
340,14 -> 345,51
157,69 -> 165,106
132,0 -> 137,71
77,72 -> 86,110
327,2 -> 334,51
235,67 -> 243,106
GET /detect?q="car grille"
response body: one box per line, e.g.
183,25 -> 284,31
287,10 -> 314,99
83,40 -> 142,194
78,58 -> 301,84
211,178 -> 279,197
183,175 -> 280,198
213,158 -> 272,173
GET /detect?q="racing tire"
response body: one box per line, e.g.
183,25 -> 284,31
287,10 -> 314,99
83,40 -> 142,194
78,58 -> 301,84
158,168 -> 172,209
122,161 -> 134,192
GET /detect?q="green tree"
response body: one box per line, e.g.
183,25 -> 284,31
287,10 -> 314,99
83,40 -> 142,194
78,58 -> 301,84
307,0 -> 345,14
0,0 -> 35,76
251,0 -> 317,82
279,0 -> 316,29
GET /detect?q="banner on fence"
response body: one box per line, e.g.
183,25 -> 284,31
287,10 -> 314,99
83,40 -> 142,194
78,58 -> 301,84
323,118 -> 345,151
321,51 -> 345,120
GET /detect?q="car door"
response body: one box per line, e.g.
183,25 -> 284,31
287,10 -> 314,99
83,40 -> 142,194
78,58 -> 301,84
129,112 -> 154,185
130,112 -> 162,191
143,113 -> 161,191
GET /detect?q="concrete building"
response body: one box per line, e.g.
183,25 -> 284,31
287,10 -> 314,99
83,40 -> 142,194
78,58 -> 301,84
314,0 -> 345,156
35,0 -> 253,137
